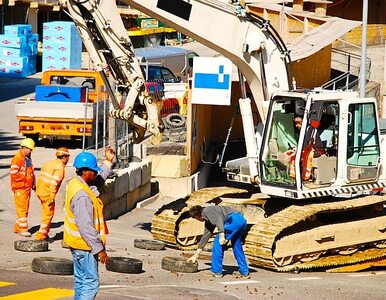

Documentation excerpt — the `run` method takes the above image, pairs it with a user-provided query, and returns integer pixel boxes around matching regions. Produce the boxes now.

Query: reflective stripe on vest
[10,150,34,190]
[64,177,106,250]
[36,159,65,201]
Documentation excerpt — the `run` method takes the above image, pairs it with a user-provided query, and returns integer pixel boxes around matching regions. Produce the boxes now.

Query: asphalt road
[2,74,386,300]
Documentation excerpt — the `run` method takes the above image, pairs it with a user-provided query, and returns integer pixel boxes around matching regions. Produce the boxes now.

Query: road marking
[347,271,386,277]
[0,282,15,288]
[286,277,321,281]
[100,285,127,289]
[0,288,74,299]
[219,280,259,285]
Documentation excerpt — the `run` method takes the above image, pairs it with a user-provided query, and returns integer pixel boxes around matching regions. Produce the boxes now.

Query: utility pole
[359,0,368,98]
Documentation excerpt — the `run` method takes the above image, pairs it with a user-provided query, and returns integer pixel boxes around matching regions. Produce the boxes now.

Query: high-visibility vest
[301,146,314,181]
[64,177,106,250]
[36,159,65,201]
[301,128,319,181]
[10,150,34,191]
[289,152,296,179]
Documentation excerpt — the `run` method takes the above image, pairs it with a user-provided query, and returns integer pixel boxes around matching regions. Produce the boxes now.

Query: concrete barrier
[100,159,152,220]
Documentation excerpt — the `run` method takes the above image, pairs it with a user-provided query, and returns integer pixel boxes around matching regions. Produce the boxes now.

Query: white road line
[219,280,259,285]
[100,285,127,289]
[286,277,321,281]
[347,271,386,277]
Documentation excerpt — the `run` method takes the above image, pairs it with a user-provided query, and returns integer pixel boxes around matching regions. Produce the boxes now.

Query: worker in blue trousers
[187,205,250,278]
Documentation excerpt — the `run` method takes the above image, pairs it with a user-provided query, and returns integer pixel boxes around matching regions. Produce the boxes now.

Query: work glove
[187,248,202,263]
[219,232,228,245]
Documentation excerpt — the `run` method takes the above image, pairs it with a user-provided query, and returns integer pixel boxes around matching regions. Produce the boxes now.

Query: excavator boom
[58,0,163,142]
[124,0,291,122]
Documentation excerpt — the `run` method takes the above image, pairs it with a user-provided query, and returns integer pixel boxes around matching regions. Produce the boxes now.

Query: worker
[10,138,36,237]
[289,116,325,180]
[35,147,70,241]
[64,148,114,299]
[187,205,250,278]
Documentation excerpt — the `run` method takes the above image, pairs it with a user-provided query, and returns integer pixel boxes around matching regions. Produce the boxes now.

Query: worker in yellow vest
[10,138,35,237]
[35,147,70,241]
[64,148,114,299]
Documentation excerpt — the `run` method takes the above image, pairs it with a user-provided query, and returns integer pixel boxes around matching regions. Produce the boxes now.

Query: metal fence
[322,48,371,91]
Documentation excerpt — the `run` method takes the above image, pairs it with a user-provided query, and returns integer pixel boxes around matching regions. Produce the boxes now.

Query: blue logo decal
[194,65,230,90]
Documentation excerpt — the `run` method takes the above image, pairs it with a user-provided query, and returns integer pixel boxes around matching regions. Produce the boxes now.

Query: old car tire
[14,240,49,252]
[134,239,166,251]
[106,257,143,274]
[165,113,186,128]
[31,257,73,275]
[161,256,198,273]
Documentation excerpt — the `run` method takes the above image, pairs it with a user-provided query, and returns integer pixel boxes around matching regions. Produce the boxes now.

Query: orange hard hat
[56,147,70,157]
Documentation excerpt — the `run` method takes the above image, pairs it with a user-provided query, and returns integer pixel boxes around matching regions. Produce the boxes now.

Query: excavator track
[151,186,248,250]
[245,195,386,272]
[152,188,386,271]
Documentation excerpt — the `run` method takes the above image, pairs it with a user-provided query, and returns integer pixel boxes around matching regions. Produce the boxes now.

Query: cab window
[347,103,379,166]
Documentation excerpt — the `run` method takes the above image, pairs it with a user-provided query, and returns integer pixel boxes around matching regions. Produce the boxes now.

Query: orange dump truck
[15,69,108,145]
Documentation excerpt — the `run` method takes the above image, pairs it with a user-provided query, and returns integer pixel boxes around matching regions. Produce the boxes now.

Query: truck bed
[15,100,98,119]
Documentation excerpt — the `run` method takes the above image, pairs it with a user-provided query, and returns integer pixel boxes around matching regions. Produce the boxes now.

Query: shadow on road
[134,222,151,232]
[0,131,22,171]
[0,77,41,102]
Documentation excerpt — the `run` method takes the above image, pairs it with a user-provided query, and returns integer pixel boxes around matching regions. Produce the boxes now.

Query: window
[261,101,298,185]
[347,103,379,167]
[160,68,176,82]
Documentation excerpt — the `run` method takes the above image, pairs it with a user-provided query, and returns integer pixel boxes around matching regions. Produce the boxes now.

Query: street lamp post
[359,0,368,98]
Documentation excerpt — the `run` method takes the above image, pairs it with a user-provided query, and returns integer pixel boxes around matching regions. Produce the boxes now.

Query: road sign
[192,57,232,105]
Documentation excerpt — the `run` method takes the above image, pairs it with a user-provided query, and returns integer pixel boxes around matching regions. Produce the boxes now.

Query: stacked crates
[0,24,38,78]
[42,21,82,71]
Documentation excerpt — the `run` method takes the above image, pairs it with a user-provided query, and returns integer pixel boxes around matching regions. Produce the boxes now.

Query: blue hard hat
[73,152,101,172]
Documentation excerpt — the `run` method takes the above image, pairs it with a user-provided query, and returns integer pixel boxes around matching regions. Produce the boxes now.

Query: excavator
[59,0,386,272]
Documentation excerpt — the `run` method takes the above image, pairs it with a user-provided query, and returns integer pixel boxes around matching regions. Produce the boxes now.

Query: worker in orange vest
[10,138,36,237]
[35,147,71,241]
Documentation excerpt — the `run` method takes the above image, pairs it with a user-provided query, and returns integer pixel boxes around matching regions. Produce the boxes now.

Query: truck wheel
[106,257,143,274]
[31,257,73,275]
[133,239,166,251]
[161,256,198,273]
[14,240,49,252]
[165,113,186,128]
[25,134,39,143]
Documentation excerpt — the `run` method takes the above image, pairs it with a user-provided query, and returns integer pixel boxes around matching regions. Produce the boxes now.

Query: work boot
[35,234,46,241]
[232,271,250,279]
[19,231,32,237]
[36,234,53,243]
[203,271,223,278]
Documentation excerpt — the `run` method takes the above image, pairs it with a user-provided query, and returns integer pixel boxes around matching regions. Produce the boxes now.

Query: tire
[134,239,166,251]
[31,257,73,275]
[168,132,187,143]
[164,113,186,128]
[14,240,49,252]
[161,256,198,273]
[106,257,143,274]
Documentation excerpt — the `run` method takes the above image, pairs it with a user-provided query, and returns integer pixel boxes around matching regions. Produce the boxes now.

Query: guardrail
[323,48,371,91]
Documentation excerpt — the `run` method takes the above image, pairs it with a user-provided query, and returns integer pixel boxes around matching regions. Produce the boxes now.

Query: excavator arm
[58,0,163,142]
[124,0,292,122]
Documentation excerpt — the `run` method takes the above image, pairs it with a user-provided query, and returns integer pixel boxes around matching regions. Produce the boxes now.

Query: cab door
[345,100,380,183]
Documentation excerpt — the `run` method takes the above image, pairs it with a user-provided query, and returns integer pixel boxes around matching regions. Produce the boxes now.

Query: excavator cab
[259,91,382,200]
